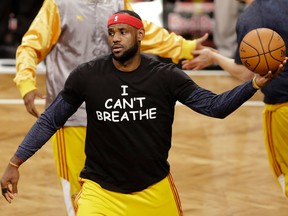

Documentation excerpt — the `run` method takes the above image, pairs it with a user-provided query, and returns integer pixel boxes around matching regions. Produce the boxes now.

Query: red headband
[107,13,144,29]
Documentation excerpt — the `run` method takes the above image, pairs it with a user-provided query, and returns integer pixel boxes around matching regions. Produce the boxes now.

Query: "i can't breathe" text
[95,85,157,122]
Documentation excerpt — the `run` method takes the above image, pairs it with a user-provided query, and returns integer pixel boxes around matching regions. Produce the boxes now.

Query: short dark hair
[114,10,142,21]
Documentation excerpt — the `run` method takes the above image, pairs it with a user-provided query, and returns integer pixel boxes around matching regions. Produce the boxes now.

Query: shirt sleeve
[183,80,257,119]
[124,1,197,64]
[15,93,79,161]
[14,0,61,98]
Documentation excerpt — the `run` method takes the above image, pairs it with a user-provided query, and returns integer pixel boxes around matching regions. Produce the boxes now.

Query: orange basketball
[239,28,286,75]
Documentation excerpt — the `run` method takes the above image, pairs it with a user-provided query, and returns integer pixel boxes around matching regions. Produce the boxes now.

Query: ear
[137,28,145,42]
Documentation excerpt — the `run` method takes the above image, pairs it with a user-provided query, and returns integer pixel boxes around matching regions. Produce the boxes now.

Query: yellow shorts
[263,103,288,197]
[75,174,183,216]
[52,126,86,215]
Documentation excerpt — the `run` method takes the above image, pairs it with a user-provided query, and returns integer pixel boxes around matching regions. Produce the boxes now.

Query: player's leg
[75,174,182,216]
[52,126,86,216]
[263,103,288,197]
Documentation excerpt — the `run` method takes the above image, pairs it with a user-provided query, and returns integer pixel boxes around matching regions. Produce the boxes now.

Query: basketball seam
[240,41,260,72]
[257,29,270,71]
[268,44,286,63]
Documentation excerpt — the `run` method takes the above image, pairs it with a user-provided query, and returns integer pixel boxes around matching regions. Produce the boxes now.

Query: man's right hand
[182,48,217,70]
[1,159,21,204]
[23,90,46,118]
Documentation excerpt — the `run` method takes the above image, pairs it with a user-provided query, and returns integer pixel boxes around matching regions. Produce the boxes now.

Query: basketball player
[13,0,211,215]
[182,0,288,198]
[1,10,279,216]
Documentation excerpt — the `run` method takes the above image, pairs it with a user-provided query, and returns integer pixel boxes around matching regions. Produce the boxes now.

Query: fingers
[199,33,209,42]
[182,61,203,70]
[275,62,285,76]
[182,55,212,70]
[196,33,209,47]
[253,56,286,87]
[25,102,40,118]
[209,47,219,53]
[255,71,275,88]
[1,159,20,203]
[182,59,200,70]
[1,187,17,203]
[23,90,45,118]
[1,187,9,202]
[36,91,46,100]
[191,49,201,56]
[11,181,18,194]
[274,57,287,75]
[264,71,273,80]
[1,188,8,194]
[282,57,288,68]
[1,183,17,203]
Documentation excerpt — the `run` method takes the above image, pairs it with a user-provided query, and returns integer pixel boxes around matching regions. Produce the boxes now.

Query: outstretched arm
[182,48,254,81]
[182,48,287,82]
[183,72,277,118]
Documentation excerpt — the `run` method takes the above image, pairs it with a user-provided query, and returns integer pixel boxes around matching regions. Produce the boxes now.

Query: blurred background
[0,0,244,64]
[0,0,44,58]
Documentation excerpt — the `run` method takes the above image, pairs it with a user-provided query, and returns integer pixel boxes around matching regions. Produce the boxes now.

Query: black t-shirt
[61,54,198,193]
[16,53,256,193]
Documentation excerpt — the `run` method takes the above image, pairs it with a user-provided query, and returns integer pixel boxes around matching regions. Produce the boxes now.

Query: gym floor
[1,69,288,216]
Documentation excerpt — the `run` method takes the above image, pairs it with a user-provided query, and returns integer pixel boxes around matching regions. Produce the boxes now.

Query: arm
[15,94,79,161]
[182,48,254,81]
[141,20,196,64]
[183,80,256,119]
[14,0,61,117]
[182,48,287,81]
[0,94,78,203]
[183,73,275,118]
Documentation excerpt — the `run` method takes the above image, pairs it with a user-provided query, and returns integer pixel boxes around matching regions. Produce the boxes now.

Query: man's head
[107,10,145,64]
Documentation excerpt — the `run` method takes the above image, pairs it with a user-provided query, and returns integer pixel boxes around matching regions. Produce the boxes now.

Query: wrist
[211,52,218,65]
[9,161,20,168]
[9,155,24,168]
[252,75,261,90]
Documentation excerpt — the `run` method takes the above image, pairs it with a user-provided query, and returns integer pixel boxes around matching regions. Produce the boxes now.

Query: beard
[112,42,139,63]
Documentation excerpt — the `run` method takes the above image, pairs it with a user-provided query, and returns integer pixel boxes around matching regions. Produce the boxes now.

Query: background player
[181,0,288,198]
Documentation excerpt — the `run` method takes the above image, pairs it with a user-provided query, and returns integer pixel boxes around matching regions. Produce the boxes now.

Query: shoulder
[141,54,179,71]
[140,54,191,85]
[76,55,111,71]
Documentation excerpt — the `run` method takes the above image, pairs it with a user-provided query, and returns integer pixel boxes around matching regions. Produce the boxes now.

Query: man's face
[108,24,139,63]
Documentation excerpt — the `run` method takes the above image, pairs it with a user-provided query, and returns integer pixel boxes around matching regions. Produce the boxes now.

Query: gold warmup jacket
[15,0,197,126]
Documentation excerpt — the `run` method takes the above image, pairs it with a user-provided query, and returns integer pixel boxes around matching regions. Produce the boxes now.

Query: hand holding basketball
[239,28,286,75]
[252,59,286,89]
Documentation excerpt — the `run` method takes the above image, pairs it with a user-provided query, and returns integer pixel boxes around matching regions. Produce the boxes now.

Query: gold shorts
[52,126,86,215]
[263,103,288,197]
[75,174,183,216]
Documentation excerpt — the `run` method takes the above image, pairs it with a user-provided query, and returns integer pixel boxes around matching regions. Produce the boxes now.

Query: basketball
[239,28,286,75]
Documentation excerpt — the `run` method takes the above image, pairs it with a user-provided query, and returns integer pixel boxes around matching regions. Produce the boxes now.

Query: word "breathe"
[95,85,157,122]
